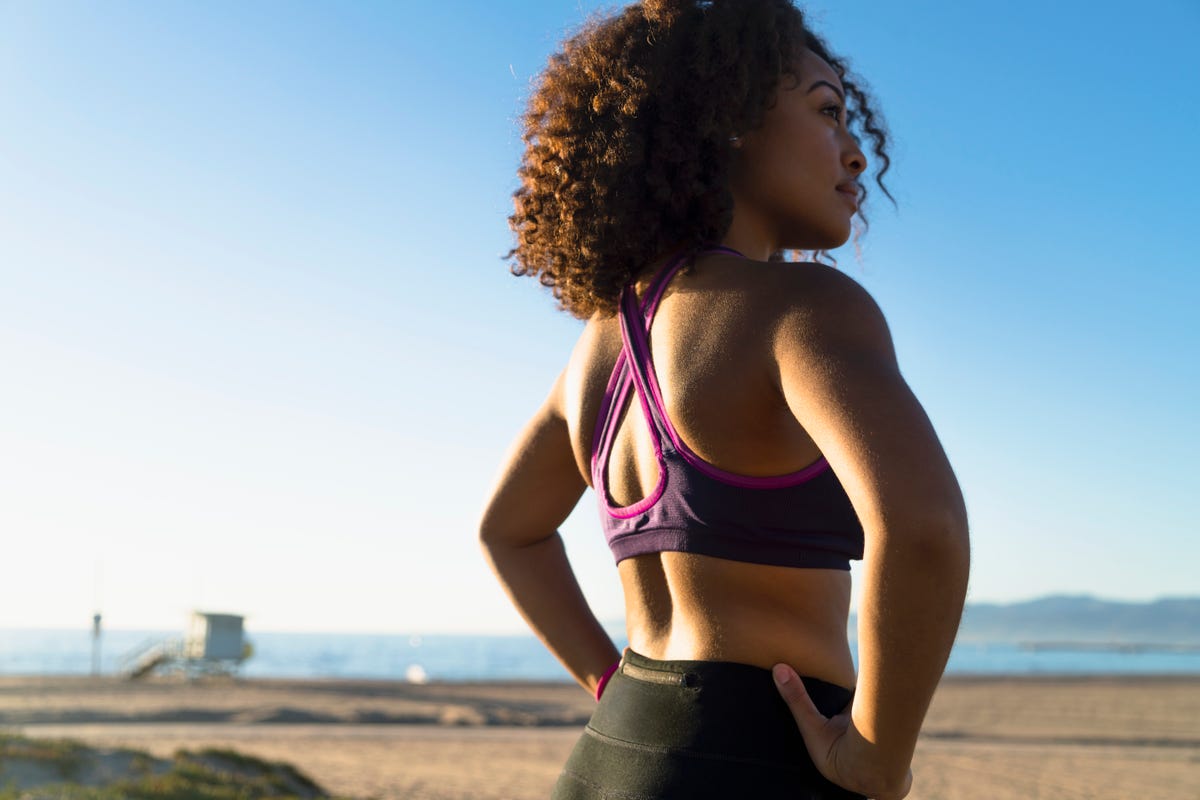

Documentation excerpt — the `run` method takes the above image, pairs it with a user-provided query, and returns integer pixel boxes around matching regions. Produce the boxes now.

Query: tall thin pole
[91,612,102,676]
[91,560,102,677]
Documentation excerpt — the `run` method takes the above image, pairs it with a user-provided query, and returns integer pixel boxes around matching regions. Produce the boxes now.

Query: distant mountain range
[853,595,1200,644]
[603,595,1200,645]
[948,595,1200,644]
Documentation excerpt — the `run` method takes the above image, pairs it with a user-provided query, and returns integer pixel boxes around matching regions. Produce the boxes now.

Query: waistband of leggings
[589,647,857,777]
[619,646,854,700]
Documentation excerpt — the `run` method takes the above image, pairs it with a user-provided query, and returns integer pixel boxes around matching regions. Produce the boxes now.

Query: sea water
[2,629,1198,680]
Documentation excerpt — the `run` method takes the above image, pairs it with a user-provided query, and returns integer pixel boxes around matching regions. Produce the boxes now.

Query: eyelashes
[821,103,845,124]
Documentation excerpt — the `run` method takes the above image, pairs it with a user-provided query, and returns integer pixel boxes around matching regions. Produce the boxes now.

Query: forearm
[480,531,620,696]
[851,518,970,786]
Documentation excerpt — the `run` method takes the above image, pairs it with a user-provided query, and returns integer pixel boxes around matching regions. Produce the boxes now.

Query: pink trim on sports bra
[592,244,833,519]
[633,317,832,489]
[587,249,688,473]
[596,363,668,519]
[617,247,831,490]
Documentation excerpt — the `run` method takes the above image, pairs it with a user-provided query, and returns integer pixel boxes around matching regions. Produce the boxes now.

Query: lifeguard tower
[185,612,246,662]
[121,611,253,679]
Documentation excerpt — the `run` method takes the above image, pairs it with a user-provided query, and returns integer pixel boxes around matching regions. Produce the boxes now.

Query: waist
[590,646,860,789]
[620,555,857,688]
[625,625,856,690]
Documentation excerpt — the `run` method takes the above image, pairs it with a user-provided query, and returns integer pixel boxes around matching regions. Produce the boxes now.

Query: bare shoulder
[559,309,621,416]
[754,260,897,368]
[566,309,620,374]
[761,261,965,537]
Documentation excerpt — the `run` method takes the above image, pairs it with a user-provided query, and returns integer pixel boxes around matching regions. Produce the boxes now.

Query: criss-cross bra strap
[591,245,744,482]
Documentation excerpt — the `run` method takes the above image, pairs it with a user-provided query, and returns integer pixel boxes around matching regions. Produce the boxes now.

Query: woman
[478,1,969,798]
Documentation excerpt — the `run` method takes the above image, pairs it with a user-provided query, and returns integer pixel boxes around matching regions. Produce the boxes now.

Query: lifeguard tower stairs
[120,612,253,679]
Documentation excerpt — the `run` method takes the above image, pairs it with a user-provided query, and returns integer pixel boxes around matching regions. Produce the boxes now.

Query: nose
[842,131,867,177]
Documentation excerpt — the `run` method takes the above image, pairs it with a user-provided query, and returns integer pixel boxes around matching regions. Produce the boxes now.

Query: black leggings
[551,647,866,800]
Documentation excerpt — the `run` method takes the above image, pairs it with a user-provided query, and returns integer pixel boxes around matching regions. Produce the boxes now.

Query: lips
[836,184,859,208]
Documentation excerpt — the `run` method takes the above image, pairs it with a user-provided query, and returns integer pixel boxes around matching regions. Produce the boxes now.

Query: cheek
[735,117,831,207]
[761,120,828,182]
[751,138,824,206]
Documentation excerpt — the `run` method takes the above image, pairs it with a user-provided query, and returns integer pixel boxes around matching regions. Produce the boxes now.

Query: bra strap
[593,243,745,473]
[639,244,743,321]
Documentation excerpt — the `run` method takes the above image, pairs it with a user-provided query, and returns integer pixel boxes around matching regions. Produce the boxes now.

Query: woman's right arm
[769,265,970,799]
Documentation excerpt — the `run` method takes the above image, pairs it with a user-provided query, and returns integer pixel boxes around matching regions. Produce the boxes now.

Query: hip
[551,646,865,800]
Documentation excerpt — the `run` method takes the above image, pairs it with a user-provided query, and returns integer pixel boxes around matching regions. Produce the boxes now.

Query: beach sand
[3,674,1197,799]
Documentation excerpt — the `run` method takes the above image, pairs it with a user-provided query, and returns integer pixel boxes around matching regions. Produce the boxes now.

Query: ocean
[2,629,1199,681]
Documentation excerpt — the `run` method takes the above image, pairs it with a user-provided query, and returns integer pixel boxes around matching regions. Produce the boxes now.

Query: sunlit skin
[723,48,867,259]
[577,48,870,689]
[480,46,968,800]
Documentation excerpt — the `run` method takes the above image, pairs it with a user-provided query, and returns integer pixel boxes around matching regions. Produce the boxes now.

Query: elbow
[924,502,969,550]
[870,502,971,572]
[477,520,505,550]
[910,506,971,584]
[477,517,558,551]
[477,505,511,549]
[907,483,969,549]
[911,503,970,559]
[477,513,505,550]
[477,526,516,563]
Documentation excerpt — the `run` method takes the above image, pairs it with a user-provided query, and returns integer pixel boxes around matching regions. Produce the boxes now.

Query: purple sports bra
[591,245,865,569]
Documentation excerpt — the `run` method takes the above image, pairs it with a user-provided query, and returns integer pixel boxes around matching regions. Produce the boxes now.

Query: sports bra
[591,244,865,569]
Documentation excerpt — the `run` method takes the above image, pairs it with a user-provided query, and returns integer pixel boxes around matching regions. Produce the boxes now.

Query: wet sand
[3,674,1197,799]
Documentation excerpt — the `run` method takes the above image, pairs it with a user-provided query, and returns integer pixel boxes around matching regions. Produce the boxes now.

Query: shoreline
[4,672,1199,727]
[4,675,1198,799]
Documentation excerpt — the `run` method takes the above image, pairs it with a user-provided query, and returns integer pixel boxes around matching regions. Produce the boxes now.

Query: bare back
[561,251,857,688]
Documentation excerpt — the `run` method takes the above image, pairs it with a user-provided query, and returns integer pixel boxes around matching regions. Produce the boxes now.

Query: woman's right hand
[772,663,912,800]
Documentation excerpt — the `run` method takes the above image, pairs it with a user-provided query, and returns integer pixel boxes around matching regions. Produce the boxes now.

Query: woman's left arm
[478,367,620,696]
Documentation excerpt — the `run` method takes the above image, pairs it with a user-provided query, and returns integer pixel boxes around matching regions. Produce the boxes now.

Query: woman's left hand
[772,663,913,800]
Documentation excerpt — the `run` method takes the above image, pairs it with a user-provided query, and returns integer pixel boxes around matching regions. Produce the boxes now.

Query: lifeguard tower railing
[118,612,252,679]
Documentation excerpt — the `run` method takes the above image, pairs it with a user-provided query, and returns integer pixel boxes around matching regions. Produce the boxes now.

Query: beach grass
[0,733,357,800]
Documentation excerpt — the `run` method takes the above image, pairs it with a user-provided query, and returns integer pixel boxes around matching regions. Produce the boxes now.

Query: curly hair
[503,0,896,320]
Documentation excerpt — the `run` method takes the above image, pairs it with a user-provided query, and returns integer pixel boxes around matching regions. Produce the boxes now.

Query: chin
[782,227,851,254]
[776,206,855,253]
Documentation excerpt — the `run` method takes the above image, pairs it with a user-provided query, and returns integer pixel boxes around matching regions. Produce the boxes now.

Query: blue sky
[1,0,1196,635]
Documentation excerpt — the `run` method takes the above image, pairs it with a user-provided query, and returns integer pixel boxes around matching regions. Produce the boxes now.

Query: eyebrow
[806,80,845,103]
